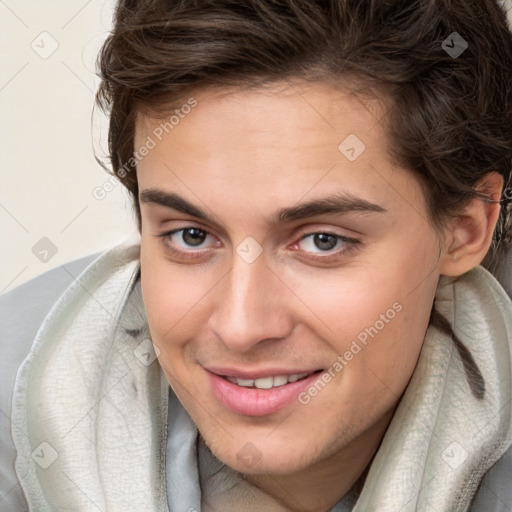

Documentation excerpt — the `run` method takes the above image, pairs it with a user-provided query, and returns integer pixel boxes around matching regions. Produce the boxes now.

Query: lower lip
[207,371,323,416]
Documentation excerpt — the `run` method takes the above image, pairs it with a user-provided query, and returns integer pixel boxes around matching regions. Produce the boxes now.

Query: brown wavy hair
[95,0,512,398]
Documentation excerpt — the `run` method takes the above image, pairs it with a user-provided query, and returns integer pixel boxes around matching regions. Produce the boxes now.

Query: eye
[293,231,360,260]
[157,227,218,259]
[156,226,360,262]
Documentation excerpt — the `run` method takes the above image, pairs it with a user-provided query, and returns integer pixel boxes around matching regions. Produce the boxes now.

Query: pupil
[315,233,336,251]
[183,228,205,246]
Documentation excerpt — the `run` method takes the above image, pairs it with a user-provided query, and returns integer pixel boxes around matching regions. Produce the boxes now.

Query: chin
[203,431,323,476]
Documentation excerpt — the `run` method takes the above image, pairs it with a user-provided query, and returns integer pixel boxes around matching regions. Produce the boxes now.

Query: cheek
[140,242,215,364]
[291,258,435,396]
[140,244,186,347]
[343,288,436,400]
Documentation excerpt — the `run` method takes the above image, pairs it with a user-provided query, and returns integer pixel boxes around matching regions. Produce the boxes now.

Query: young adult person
[2,1,512,510]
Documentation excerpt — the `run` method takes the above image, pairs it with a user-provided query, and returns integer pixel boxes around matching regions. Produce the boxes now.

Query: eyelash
[157,226,360,262]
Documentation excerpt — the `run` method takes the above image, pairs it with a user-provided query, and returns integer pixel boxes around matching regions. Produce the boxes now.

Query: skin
[135,80,503,511]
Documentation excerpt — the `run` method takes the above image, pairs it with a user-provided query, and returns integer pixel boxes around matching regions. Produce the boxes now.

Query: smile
[206,368,324,416]
[225,372,315,389]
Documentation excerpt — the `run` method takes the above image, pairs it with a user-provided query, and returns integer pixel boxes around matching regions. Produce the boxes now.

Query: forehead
[133,81,427,231]
[134,80,389,159]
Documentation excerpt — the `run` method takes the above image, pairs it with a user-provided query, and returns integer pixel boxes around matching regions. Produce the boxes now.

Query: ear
[438,172,504,277]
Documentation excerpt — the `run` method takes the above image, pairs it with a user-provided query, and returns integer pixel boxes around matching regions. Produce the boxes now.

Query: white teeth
[254,377,274,389]
[272,376,288,387]
[237,378,254,387]
[226,372,312,388]
[288,372,308,383]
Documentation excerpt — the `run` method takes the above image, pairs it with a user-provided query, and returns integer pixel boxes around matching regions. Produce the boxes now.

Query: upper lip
[205,366,323,380]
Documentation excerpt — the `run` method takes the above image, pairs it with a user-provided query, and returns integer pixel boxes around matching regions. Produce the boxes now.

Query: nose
[208,248,294,352]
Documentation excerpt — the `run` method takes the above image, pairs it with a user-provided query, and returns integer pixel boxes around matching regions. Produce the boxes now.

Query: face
[136,81,442,476]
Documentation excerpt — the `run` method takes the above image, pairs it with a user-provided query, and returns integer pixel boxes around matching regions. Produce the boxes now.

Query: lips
[206,367,324,416]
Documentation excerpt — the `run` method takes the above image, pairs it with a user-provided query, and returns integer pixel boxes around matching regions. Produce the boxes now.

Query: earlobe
[439,172,504,277]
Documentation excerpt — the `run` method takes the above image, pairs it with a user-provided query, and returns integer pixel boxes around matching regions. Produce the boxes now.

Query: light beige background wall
[0,0,136,295]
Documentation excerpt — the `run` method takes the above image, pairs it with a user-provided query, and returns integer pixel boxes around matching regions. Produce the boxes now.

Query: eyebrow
[139,188,387,225]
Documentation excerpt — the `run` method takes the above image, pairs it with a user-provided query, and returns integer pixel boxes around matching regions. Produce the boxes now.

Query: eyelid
[157,224,361,261]
[291,231,360,261]
[294,225,360,243]
[159,226,219,249]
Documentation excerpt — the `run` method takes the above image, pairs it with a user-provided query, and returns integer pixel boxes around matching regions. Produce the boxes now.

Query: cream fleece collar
[11,236,512,511]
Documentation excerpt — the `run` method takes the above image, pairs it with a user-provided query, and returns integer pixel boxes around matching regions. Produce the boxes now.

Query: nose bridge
[209,249,292,351]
